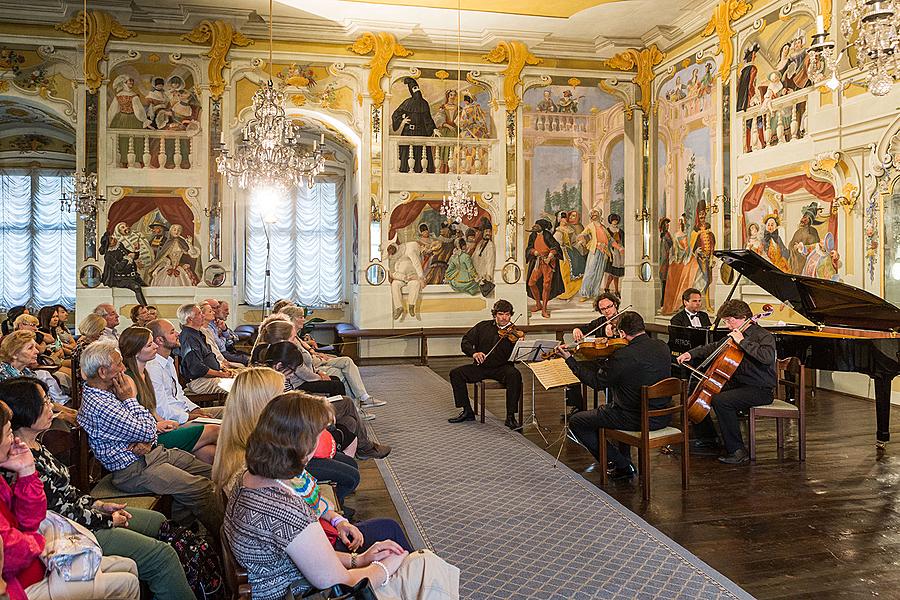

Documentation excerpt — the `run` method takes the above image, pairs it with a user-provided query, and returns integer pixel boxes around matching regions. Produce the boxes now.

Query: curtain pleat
[0,169,74,310]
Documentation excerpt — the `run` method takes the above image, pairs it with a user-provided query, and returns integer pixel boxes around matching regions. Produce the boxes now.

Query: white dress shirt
[686,312,702,328]
[145,353,198,424]
[99,327,119,342]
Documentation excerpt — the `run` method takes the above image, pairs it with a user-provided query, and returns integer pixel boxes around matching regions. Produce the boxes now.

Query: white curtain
[0,169,75,310]
[245,177,344,307]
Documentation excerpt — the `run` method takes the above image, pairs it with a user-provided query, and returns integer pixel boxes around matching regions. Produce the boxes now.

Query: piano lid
[714,249,900,331]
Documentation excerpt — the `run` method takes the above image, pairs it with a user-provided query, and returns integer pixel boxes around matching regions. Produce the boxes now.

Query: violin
[497,323,525,343]
[541,337,628,360]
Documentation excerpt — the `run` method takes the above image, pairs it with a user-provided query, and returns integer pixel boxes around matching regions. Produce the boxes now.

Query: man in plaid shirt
[77,340,222,534]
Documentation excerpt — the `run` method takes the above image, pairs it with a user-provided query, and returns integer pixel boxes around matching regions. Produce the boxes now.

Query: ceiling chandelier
[440,0,478,224]
[61,0,105,219]
[841,0,900,95]
[216,0,325,189]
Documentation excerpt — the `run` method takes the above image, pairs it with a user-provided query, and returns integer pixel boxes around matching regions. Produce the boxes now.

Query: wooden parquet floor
[350,357,900,600]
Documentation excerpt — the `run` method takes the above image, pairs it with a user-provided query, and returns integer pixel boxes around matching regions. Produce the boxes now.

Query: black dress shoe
[610,464,637,480]
[718,448,750,465]
[504,414,520,429]
[448,410,475,423]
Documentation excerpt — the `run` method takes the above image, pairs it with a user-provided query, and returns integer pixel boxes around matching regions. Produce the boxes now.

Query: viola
[685,306,773,423]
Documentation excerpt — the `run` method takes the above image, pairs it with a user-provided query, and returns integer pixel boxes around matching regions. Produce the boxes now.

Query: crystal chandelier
[215,0,325,190]
[440,0,478,224]
[841,0,900,95]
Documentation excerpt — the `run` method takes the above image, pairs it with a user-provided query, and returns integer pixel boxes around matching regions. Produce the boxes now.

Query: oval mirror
[720,262,735,285]
[501,262,521,284]
[203,264,227,287]
[79,264,102,288]
[366,262,387,286]
[639,260,653,282]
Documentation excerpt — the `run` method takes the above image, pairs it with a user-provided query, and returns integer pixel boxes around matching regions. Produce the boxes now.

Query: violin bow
[581,304,633,339]
[481,314,522,362]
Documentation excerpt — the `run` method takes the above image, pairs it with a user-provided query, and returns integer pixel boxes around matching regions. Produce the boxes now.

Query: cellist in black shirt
[677,299,776,464]
[448,299,524,429]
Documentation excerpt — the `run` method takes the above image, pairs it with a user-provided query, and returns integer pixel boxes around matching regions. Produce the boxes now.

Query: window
[245,179,343,307]
[0,169,75,309]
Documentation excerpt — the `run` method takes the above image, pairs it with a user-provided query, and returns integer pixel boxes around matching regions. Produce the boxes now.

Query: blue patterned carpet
[361,365,754,600]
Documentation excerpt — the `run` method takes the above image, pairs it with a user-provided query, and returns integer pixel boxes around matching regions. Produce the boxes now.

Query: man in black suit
[448,299,523,429]
[677,300,775,464]
[557,311,672,479]
[670,287,711,329]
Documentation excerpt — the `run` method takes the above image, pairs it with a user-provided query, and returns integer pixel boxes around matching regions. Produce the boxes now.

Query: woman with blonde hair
[252,318,346,397]
[118,326,218,463]
[0,331,77,423]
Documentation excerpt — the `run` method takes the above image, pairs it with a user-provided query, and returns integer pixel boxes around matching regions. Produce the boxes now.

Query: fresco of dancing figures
[522,78,626,319]
[657,58,718,314]
[385,195,495,321]
[387,70,495,176]
[740,171,841,281]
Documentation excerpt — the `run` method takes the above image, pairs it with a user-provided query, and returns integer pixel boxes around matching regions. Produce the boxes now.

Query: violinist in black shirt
[565,292,621,413]
[677,299,776,464]
[449,299,524,429]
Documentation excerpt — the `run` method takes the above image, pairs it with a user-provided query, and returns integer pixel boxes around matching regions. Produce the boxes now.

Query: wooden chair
[749,357,806,462]
[220,525,252,600]
[599,377,690,502]
[473,380,523,426]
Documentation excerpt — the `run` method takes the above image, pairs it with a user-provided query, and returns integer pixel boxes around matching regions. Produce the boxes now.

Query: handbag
[38,510,103,582]
[295,578,378,600]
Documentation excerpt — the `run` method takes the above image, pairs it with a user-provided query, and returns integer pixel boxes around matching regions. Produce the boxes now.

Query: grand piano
[714,249,900,445]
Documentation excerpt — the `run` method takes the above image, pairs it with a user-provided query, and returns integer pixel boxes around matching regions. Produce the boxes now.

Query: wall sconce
[710,194,728,215]
[370,197,387,223]
[634,206,650,222]
[204,198,221,218]
[506,208,526,226]
[831,195,855,215]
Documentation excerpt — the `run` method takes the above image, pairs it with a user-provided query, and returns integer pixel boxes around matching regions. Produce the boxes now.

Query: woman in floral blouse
[0,376,194,600]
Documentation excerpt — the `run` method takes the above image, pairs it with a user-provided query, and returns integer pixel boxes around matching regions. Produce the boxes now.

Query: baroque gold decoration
[701,0,752,85]
[182,20,252,100]
[567,77,581,86]
[599,79,634,120]
[483,40,542,113]
[55,10,135,93]
[348,32,413,108]
[607,44,664,114]
[435,69,450,79]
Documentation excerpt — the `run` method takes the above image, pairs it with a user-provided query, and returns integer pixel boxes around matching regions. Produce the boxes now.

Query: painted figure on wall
[424,222,454,285]
[659,217,674,307]
[147,224,200,286]
[799,232,841,280]
[537,90,557,112]
[788,201,824,273]
[387,238,424,320]
[736,43,761,112]
[471,223,496,283]
[99,222,148,304]
[554,210,586,300]
[603,213,625,296]
[446,237,482,295]
[578,208,611,301]
[432,89,459,173]
[746,222,764,255]
[526,219,564,318]
[392,77,438,173]
[762,213,791,271]
[690,203,716,307]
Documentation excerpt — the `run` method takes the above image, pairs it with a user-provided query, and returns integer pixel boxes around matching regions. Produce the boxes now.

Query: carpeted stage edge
[361,365,754,600]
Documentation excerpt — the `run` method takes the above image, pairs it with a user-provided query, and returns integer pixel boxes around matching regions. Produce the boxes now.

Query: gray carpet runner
[361,364,753,600]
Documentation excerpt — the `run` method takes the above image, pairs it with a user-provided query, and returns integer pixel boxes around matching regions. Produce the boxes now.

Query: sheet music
[526,358,581,389]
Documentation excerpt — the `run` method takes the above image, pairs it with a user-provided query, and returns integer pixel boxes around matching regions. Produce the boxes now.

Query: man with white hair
[196,301,244,369]
[77,340,222,533]
[204,299,248,365]
[94,303,121,342]
[177,303,233,394]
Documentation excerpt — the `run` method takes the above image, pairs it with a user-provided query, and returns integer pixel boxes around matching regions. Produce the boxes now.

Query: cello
[684,305,774,423]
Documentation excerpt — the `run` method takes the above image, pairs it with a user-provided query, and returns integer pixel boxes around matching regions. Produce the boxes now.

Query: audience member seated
[129,305,152,328]
[196,302,244,371]
[0,331,76,425]
[73,313,107,366]
[119,326,219,464]
[145,306,158,321]
[203,299,249,366]
[0,376,194,600]
[76,340,222,534]
[14,314,64,370]
[38,306,75,358]
[263,341,389,460]
[282,306,385,408]
[1,306,28,337]
[212,367,359,505]
[54,305,76,349]
[176,303,234,395]
[94,304,121,342]
[0,398,142,600]
[224,392,459,600]
[271,298,295,314]
[253,318,345,397]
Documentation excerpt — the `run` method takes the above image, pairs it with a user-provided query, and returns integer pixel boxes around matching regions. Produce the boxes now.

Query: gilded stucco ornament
[606,45,665,115]
[182,20,252,99]
[701,0,752,85]
[347,32,413,108]
[482,41,542,113]
[55,10,135,93]
[599,79,634,120]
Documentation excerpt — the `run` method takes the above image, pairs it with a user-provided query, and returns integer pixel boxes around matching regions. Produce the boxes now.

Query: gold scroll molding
[55,10,135,93]
[701,0,752,85]
[606,45,664,115]
[182,20,252,99]
[599,79,634,120]
[482,41,542,113]
[348,32,413,108]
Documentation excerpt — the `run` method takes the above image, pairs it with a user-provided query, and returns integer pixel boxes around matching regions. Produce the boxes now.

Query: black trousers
[299,376,346,397]
[570,406,637,469]
[449,362,522,415]
[709,383,774,453]
[307,452,359,503]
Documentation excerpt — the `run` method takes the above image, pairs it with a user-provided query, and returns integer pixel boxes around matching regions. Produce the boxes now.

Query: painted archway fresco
[658,57,718,315]
[522,77,625,319]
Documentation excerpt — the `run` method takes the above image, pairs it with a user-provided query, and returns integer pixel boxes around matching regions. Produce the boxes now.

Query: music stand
[510,339,558,443]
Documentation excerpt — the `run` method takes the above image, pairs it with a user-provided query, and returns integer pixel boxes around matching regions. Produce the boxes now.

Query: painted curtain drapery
[245,178,344,307]
[0,169,75,309]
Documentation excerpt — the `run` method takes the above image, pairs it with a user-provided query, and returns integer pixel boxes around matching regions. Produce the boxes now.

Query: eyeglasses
[598,304,616,311]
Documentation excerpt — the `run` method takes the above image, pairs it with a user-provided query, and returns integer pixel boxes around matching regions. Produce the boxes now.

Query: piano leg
[874,376,892,445]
